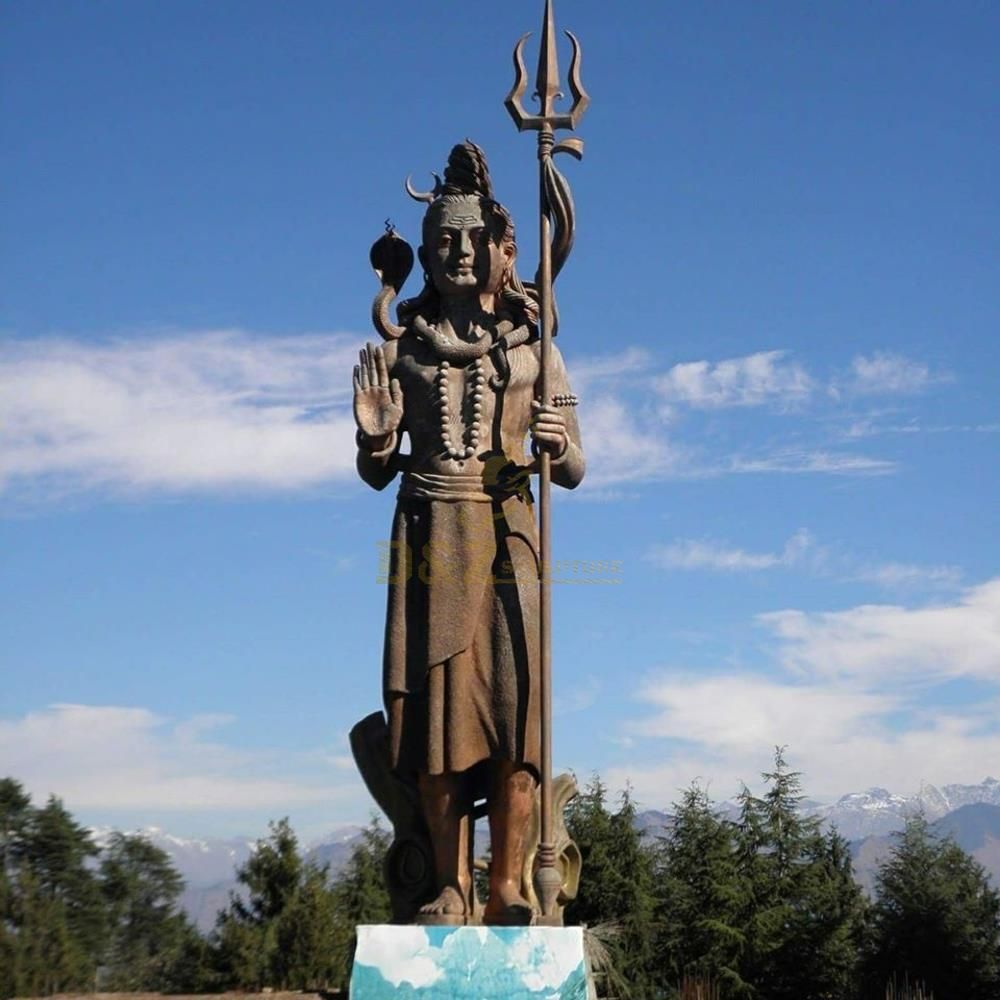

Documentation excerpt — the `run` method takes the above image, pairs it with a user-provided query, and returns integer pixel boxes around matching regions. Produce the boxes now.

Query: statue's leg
[484,761,535,924]
[416,771,472,923]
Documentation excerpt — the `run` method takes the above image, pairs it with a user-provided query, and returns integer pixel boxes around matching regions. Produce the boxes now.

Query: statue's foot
[416,886,468,926]
[483,880,533,926]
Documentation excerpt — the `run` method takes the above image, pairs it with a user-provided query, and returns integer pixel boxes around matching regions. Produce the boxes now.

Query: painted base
[351,924,591,999]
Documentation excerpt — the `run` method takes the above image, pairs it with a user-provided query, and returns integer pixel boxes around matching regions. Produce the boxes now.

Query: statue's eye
[471,228,485,245]
[438,233,452,248]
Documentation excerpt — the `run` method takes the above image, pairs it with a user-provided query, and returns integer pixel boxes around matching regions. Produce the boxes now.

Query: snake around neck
[412,314,532,366]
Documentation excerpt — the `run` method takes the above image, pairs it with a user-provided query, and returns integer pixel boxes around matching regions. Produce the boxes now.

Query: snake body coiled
[370,228,414,340]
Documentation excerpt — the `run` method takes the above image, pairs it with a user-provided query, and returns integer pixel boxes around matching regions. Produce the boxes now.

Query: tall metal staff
[505,0,589,924]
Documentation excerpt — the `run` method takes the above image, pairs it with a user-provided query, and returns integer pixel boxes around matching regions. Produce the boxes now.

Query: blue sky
[2,0,998,839]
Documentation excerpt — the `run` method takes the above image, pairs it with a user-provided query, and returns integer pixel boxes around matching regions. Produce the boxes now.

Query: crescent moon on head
[405,172,444,204]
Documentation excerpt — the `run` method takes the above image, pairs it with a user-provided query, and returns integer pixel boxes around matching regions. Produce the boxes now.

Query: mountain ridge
[93,776,1000,930]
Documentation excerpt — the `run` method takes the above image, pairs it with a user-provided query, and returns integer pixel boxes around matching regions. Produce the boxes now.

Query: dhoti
[382,472,540,780]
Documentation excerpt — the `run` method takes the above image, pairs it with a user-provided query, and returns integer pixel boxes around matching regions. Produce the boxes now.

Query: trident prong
[564,31,590,125]
[504,0,589,134]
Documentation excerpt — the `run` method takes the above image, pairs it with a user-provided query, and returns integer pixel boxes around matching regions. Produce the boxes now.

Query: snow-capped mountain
[813,788,915,840]
[90,823,363,931]
[940,776,1000,810]
[815,777,1000,840]
[850,802,1000,895]
[89,825,257,887]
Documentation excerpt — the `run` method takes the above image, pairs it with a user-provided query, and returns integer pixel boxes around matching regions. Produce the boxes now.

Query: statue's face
[423,197,513,301]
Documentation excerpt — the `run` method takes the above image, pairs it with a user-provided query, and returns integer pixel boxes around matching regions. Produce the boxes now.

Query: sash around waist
[399,469,533,503]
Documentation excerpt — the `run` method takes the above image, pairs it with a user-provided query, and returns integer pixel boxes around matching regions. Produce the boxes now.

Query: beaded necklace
[437,357,486,460]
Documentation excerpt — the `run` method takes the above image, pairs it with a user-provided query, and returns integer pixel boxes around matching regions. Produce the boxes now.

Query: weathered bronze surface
[351,0,587,928]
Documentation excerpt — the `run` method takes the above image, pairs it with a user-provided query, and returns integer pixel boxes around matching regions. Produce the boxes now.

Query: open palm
[353,342,403,440]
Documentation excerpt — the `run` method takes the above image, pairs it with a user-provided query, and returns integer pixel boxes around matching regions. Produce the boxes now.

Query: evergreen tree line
[566,750,1000,1000]
[0,778,390,994]
[3,748,999,998]
[0,777,203,994]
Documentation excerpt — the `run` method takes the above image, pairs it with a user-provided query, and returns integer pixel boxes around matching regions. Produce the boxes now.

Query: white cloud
[729,449,897,476]
[844,417,921,439]
[655,350,813,411]
[633,674,895,750]
[611,707,1000,807]
[846,351,947,396]
[615,580,1000,804]
[566,346,650,391]
[648,529,813,572]
[650,540,779,572]
[851,561,962,588]
[846,419,997,439]
[0,704,351,812]
[2,333,920,502]
[0,333,694,501]
[578,395,692,487]
[648,530,958,592]
[761,578,1000,683]
[0,330,360,499]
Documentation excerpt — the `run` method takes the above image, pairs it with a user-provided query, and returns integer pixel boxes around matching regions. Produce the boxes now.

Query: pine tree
[0,779,31,999]
[158,917,215,991]
[0,778,214,995]
[653,784,746,996]
[213,909,271,990]
[6,868,80,996]
[734,748,864,999]
[0,913,14,1000]
[214,815,354,990]
[20,795,105,990]
[0,782,99,995]
[864,813,1000,1000]
[565,777,657,999]
[329,815,392,988]
[99,831,197,989]
[275,863,341,988]
[215,818,303,987]
[796,826,867,998]
[231,817,303,925]
[0,779,32,874]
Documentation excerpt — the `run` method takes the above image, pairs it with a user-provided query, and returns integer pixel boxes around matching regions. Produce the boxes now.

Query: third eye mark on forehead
[443,214,482,227]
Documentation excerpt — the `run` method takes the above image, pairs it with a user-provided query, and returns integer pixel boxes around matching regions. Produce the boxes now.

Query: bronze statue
[350,0,588,928]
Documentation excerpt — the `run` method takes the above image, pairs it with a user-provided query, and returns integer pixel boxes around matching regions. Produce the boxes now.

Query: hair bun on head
[442,140,494,199]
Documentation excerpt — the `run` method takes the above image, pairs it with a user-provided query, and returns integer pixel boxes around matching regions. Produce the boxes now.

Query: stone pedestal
[350,924,592,999]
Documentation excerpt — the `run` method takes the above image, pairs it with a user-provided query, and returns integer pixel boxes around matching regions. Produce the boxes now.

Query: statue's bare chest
[391,340,539,462]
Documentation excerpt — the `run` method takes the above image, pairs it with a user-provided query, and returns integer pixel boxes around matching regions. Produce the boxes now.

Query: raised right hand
[353,342,403,441]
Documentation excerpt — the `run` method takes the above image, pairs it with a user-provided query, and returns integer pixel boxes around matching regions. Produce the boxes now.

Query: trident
[505,0,589,925]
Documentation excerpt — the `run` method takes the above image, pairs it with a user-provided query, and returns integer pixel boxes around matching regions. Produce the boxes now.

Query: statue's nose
[457,232,474,260]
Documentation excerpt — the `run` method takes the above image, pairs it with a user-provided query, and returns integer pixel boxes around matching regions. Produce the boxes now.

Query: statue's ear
[417,245,428,273]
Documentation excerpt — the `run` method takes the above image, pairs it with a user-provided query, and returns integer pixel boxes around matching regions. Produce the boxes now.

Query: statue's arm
[354,341,404,492]
[548,344,585,490]
[356,428,403,491]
